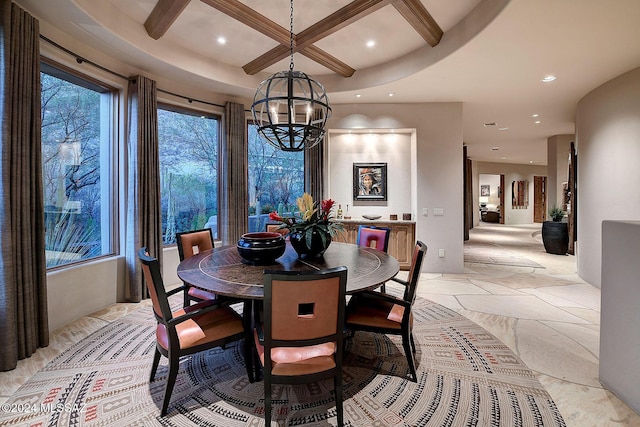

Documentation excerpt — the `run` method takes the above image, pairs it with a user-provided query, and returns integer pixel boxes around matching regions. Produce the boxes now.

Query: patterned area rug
[0,296,565,426]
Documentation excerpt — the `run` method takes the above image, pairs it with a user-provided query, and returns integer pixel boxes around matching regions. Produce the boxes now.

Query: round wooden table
[177,241,400,300]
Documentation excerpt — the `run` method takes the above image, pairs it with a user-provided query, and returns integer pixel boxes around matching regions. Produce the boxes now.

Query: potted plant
[542,205,568,255]
[269,193,344,258]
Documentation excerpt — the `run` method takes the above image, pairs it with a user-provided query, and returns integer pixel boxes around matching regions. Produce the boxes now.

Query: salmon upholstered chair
[254,267,348,426]
[176,228,218,305]
[345,241,427,382]
[356,225,391,291]
[138,247,252,416]
[265,222,288,235]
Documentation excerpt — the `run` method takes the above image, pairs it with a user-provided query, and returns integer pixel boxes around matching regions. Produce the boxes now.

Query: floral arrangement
[269,193,344,247]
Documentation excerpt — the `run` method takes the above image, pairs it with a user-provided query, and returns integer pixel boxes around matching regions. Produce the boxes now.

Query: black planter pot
[289,229,331,258]
[542,221,568,255]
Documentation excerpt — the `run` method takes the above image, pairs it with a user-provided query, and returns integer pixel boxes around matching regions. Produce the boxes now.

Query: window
[158,106,219,244]
[41,63,116,268]
[247,123,304,232]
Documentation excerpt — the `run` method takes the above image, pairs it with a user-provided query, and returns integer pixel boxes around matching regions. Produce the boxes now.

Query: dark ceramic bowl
[237,232,286,265]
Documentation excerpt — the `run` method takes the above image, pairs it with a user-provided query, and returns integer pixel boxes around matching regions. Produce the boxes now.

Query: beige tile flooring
[1,223,639,426]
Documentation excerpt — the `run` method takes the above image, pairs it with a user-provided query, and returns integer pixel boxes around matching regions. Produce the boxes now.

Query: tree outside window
[247,123,304,232]
[158,107,219,244]
[40,66,114,267]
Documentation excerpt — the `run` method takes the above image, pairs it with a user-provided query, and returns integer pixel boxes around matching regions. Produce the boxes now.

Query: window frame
[41,58,119,270]
[157,102,222,245]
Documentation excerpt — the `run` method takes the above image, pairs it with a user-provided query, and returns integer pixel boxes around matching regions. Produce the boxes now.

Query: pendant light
[250,0,331,152]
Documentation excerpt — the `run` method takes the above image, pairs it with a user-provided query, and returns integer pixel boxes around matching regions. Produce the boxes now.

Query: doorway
[479,174,504,224]
[533,176,547,223]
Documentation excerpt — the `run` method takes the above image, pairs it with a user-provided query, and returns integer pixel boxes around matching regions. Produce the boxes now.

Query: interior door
[534,176,546,223]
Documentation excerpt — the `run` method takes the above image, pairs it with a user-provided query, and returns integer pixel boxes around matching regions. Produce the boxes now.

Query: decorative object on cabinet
[362,214,382,220]
[353,163,387,201]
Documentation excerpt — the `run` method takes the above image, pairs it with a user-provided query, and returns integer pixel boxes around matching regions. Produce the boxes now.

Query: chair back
[265,223,288,235]
[176,228,214,261]
[403,241,428,304]
[263,267,347,345]
[356,225,391,252]
[138,247,173,322]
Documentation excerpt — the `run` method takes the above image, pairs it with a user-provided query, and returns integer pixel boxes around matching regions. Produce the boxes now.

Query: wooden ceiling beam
[301,46,356,77]
[296,0,394,49]
[144,0,191,40]
[392,0,443,47]
[200,0,290,45]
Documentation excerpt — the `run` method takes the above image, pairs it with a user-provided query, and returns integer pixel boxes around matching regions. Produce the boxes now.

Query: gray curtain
[219,101,247,245]
[0,0,48,371]
[125,75,161,302]
[305,134,324,200]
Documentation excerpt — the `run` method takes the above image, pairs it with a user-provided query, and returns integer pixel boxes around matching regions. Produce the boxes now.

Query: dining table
[177,241,400,300]
[177,240,399,383]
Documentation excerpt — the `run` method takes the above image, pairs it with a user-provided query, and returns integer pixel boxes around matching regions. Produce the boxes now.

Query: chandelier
[250,0,331,152]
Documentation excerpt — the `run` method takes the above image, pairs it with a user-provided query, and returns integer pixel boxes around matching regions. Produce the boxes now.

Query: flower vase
[289,230,331,258]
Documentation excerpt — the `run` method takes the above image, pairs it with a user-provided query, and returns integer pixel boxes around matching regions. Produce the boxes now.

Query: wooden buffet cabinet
[338,219,416,270]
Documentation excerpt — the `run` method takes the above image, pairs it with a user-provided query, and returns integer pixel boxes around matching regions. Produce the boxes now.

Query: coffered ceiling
[15,0,640,165]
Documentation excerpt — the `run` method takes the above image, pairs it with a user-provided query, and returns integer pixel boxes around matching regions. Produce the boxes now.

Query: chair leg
[183,284,190,307]
[334,373,344,427]
[161,350,180,416]
[264,375,272,426]
[410,331,417,353]
[402,332,417,382]
[150,347,162,381]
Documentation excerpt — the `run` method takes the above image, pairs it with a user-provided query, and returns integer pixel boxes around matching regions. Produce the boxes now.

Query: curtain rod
[39,35,226,109]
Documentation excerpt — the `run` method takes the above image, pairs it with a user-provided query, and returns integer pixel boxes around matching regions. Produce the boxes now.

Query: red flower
[321,199,334,214]
[269,211,283,222]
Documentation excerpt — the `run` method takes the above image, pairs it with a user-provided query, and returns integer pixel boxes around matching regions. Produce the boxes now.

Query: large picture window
[247,123,304,232]
[41,63,116,268]
[158,106,219,243]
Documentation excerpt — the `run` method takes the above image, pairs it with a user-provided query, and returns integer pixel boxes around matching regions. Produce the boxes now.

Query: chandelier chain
[289,0,294,71]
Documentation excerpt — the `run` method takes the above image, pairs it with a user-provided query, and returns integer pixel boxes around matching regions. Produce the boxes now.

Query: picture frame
[353,163,387,201]
[481,185,490,197]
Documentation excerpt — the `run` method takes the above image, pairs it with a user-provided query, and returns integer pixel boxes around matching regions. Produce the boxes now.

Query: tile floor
[1,223,639,426]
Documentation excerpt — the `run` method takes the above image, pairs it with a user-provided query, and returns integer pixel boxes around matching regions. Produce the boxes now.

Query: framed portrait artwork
[480,185,490,196]
[353,163,387,201]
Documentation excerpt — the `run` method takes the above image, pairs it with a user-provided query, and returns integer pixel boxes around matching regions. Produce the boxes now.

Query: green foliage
[45,210,99,267]
[548,205,565,222]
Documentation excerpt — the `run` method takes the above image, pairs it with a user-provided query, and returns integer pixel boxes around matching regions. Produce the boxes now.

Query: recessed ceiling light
[355,94,361,98]
[541,75,557,83]
[500,157,506,160]
[483,122,496,127]
[491,147,500,151]
[366,40,376,48]
[531,113,539,118]
[388,93,395,97]
[529,160,534,163]
[217,36,227,45]
[498,127,509,131]
[534,120,541,124]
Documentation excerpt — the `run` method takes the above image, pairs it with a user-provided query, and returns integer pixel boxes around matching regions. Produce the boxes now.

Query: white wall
[330,103,464,273]
[327,131,413,219]
[474,162,547,225]
[575,66,640,288]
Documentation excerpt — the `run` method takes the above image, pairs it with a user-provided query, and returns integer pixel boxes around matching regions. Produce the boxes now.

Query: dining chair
[176,228,218,305]
[138,247,252,416]
[265,222,288,235]
[356,225,391,291]
[345,240,427,382]
[254,267,348,427]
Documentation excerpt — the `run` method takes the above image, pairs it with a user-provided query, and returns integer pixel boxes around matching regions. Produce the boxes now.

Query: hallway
[414,223,639,426]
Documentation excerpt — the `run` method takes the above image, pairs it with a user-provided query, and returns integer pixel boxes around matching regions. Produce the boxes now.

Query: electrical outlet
[422,208,428,216]
[433,208,444,216]
[438,249,445,258]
